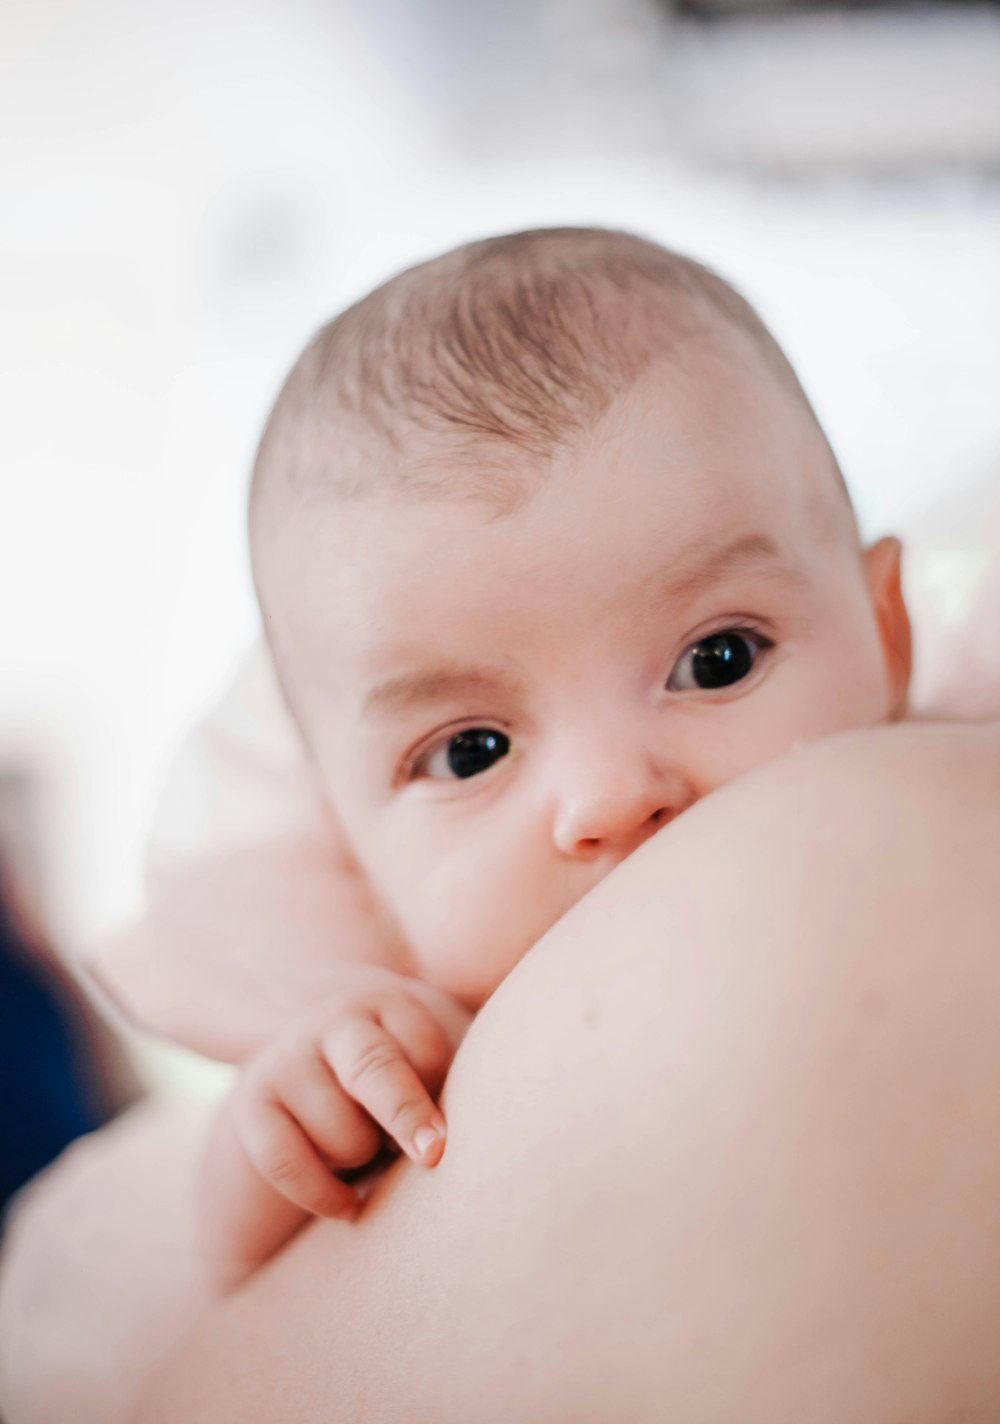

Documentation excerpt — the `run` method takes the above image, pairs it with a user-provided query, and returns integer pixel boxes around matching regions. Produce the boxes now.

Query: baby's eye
[667,628,773,693]
[419,727,511,781]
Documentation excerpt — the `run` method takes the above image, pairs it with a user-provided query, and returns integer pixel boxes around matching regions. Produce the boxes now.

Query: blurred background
[1,0,999,1118]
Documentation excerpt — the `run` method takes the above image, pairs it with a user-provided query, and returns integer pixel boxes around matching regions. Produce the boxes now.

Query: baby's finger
[235,1095,361,1220]
[323,1017,447,1167]
[378,995,458,1099]
[271,1052,382,1172]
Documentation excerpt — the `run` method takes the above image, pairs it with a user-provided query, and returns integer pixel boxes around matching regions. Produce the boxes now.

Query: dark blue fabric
[0,893,109,1214]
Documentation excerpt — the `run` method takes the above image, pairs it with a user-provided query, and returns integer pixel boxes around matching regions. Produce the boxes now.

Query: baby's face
[267,342,910,1008]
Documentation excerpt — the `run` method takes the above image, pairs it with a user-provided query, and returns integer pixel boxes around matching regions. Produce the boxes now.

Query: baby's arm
[197,964,472,1291]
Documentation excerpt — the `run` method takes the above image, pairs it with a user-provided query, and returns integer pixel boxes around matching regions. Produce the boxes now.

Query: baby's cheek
[400,864,511,1006]
[409,916,513,1008]
[707,665,887,791]
[798,622,892,723]
[806,650,893,734]
[406,844,557,1008]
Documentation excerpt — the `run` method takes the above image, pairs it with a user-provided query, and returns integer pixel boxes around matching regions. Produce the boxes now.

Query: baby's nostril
[649,807,677,834]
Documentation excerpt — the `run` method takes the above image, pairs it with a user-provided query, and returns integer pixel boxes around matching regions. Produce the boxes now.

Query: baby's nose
[551,747,696,861]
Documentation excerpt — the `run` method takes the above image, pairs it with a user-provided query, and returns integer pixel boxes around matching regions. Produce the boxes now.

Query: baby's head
[250,227,911,1008]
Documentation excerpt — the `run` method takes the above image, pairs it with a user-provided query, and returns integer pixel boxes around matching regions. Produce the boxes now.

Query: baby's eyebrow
[649,531,807,605]
[361,666,523,724]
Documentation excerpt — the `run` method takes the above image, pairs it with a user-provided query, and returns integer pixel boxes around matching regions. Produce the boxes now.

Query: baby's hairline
[250,323,857,550]
[250,226,852,521]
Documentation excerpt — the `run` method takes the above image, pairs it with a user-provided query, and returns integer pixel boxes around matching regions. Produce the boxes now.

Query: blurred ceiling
[359,0,1000,174]
[675,0,998,13]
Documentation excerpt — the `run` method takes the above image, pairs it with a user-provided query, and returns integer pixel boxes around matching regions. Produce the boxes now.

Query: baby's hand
[229,965,470,1222]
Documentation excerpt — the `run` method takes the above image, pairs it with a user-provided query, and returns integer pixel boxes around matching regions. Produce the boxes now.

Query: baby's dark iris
[446,728,510,779]
[690,633,755,689]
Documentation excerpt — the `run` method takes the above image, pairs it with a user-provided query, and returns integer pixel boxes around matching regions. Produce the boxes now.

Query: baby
[96,226,912,1287]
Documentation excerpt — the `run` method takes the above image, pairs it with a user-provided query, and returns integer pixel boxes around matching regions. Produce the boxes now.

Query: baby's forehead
[262,326,853,647]
[305,391,828,596]
[281,347,840,574]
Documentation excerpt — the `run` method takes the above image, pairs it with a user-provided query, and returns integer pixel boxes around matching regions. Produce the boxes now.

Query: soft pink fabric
[84,641,407,1063]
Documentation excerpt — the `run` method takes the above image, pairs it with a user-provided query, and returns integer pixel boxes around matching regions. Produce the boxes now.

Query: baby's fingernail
[413,1125,445,1162]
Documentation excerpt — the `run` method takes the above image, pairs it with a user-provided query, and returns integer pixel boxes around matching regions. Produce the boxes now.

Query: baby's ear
[862,535,912,721]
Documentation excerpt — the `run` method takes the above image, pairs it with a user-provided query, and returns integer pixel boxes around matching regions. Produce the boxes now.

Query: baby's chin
[424,967,505,1014]
[412,936,535,1012]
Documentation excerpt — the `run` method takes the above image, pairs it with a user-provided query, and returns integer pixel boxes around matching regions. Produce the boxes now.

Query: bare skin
[134,717,1000,1423]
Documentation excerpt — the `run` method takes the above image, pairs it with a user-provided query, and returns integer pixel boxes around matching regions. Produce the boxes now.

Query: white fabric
[146,638,319,880]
